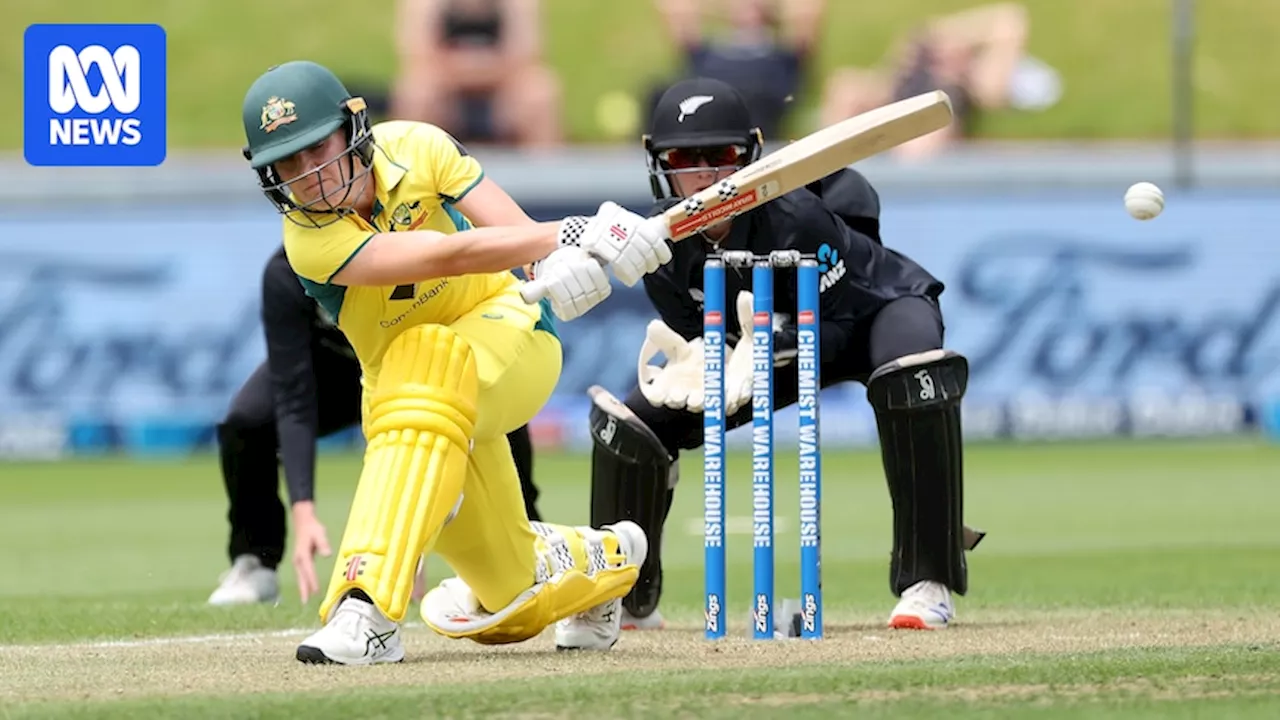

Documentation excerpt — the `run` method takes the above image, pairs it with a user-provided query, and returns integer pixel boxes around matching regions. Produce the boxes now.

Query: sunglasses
[659,145,748,170]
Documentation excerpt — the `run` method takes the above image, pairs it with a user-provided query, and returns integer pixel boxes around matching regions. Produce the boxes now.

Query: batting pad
[421,523,638,644]
[320,325,478,624]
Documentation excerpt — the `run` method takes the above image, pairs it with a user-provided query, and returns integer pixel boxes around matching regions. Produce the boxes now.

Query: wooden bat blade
[518,91,951,305]
[664,90,953,240]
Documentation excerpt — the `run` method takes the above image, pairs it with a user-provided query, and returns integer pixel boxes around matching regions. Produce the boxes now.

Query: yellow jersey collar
[371,143,410,213]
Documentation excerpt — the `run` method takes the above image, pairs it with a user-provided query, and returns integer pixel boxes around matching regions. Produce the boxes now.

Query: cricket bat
[520,89,954,304]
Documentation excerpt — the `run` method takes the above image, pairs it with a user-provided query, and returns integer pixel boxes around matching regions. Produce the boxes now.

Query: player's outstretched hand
[637,319,708,411]
[291,502,332,604]
[724,291,756,415]
[532,246,613,321]
[559,201,672,287]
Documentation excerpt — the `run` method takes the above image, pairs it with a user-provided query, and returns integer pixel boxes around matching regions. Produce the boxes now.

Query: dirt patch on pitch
[1,609,1277,703]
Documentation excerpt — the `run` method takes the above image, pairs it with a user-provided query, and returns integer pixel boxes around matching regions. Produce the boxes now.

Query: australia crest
[390,200,425,230]
[259,96,297,133]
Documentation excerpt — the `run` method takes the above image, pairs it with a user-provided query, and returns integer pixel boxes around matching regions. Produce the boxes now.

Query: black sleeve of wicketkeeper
[642,248,704,342]
[638,199,704,341]
[261,248,321,506]
[766,192,865,364]
[643,271,702,341]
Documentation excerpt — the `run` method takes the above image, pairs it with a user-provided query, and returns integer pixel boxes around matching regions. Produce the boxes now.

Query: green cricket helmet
[241,60,375,226]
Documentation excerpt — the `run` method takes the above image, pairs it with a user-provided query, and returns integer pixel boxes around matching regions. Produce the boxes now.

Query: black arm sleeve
[642,251,703,341]
[770,197,868,364]
[261,252,321,506]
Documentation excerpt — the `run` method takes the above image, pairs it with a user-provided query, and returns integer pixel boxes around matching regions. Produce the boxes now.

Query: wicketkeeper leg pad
[421,521,639,644]
[319,324,478,624]
[867,349,971,596]
[588,385,675,619]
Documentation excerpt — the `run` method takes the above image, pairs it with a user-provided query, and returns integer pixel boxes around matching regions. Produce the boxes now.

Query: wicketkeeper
[587,77,985,632]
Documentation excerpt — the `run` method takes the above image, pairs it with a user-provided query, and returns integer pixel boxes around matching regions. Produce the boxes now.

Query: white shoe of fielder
[555,521,649,651]
[296,594,404,665]
[207,554,279,606]
[888,580,955,630]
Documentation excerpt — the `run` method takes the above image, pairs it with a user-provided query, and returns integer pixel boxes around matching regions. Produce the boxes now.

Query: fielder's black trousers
[219,356,542,569]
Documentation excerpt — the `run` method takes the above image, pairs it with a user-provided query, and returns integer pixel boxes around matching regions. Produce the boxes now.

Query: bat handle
[519,278,551,304]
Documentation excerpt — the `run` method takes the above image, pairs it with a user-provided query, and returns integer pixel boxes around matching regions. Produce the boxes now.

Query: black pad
[866,349,971,596]
[587,385,675,619]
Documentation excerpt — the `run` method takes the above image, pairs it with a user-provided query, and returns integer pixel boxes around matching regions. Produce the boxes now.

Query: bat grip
[519,278,551,304]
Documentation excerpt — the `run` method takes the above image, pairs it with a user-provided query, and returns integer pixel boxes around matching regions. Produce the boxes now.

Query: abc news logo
[24,24,167,167]
[48,44,143,147]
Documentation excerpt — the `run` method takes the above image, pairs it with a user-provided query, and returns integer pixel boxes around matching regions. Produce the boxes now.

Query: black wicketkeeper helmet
[643,77,764,201]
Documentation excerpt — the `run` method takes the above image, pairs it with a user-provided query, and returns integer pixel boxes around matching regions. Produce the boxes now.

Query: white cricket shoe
[621,607,666,631]
[555,521,649,651]
[295,595,404,665]
[888,580,955,630]
[207,554,279,606]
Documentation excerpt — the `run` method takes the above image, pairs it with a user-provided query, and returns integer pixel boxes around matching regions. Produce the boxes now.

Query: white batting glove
[558,202,672,287]
[637,320,709,411]
[530,246,613,322]
[724,291,757,415]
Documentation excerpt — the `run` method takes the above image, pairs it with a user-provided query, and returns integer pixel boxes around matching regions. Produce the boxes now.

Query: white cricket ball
[1124,182,1164,220]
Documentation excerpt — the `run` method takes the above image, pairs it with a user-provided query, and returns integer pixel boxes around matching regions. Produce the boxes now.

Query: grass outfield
[4,0,1279,148]
[1,439,1278,716]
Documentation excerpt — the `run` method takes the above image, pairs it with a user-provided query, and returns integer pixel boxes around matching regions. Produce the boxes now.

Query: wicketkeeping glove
[637,319,710,411]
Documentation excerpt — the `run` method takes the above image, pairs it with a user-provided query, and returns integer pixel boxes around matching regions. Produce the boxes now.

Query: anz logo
[816,243,845,292]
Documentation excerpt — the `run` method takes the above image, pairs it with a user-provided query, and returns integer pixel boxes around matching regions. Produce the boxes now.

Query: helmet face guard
[644,130,763,201]
[247,98,376,229]
[642,77,764,203]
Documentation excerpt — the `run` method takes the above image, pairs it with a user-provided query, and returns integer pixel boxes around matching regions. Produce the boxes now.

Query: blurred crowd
[357,0,1060,158]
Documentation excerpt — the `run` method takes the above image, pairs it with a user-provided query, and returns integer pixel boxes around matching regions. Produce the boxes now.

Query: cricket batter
[240,60,671,663]
[588,77,983,632]
[207,246,546,608]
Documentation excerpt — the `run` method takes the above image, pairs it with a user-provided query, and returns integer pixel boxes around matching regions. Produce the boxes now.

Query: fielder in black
[588,77,984,632]
[208,246,543,606]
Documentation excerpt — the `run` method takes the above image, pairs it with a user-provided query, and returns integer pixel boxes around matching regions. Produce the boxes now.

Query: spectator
[649,0,825,140]
[820,3,1056,159]
[390,0,563,148]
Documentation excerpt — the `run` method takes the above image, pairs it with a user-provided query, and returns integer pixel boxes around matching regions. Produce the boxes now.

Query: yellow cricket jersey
[282,120,554,388]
